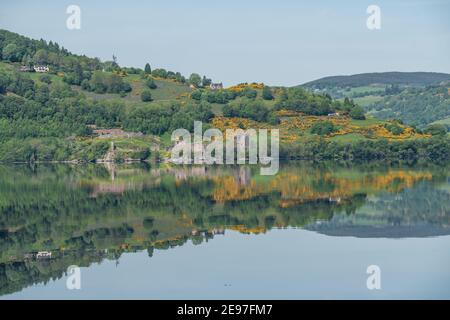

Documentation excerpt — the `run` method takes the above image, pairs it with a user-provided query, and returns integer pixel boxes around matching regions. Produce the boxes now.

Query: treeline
[280,137,450,162]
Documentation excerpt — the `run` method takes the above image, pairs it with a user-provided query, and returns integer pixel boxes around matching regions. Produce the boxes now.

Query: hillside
[300,71,450,129]
[366,85,450,128]
[0,29,449,163]
[301,72,450,89]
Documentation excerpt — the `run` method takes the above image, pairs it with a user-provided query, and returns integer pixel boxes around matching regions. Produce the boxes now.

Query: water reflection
[0,162,449,297]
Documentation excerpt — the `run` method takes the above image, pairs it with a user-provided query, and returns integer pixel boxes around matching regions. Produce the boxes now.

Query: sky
[0,0,449,86]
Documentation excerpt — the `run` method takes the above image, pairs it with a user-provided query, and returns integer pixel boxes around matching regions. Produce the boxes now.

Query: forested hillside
[301,70,450,129]
[366,86,450,128]
[0,29,449,162]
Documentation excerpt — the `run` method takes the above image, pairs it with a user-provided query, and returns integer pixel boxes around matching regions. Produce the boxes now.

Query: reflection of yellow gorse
[212,176,260,202]
[228,225,267,234]
[211,170,433,206]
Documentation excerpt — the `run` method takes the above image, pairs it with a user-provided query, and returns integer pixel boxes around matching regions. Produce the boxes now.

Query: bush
[81,79,90,90]
[141,90,153,102]
[384,123,404,135]
[39,74,52,84]
[146,78,157,89]
[191,90,202,100]
[310,121,337,136]
[243,88,257,99]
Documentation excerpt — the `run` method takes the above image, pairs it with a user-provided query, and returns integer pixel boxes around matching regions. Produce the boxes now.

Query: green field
[352,95,384,107]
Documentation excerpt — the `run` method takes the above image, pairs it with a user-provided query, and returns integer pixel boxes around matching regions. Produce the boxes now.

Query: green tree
[152,68,168,78]
[189,73,202,87]
[144,63,152,74]
[33,49,48,65]
[202,76,212,87]
[2,43,19,62]
[349,106,366,120]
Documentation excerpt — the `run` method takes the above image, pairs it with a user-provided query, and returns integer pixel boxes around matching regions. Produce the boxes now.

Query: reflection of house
[34,65,49,73]
[210,83,223,90]
[212,228,225,235]
[93,128,143,138]
[328,197,341,203]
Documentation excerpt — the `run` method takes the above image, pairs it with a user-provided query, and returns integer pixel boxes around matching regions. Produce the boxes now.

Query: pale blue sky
[1,0,449,86]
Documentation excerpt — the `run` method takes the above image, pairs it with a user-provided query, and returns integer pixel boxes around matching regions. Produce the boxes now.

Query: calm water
[0,162,449,299]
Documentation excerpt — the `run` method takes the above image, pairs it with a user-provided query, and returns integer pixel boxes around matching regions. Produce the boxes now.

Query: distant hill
[301,72,450,89]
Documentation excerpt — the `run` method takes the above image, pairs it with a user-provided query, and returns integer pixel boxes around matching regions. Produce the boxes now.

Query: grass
[330,133,367,142]
[72,73,192,103]
[349,116,387,126]
[347,86,385,95]
[124,75,192,102]
[0,61,15,72]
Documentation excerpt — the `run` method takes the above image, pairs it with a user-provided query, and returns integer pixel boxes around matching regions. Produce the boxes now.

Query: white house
[34,65,49,73]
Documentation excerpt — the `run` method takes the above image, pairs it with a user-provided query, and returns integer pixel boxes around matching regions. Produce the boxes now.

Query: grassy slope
[431,117,450,126]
